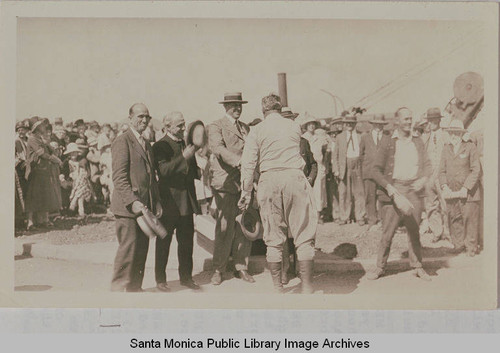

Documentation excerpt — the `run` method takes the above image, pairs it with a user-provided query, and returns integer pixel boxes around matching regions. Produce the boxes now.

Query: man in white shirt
[423,107,447,242]
[239,93,317,293]
[332,115,366,225]
[367,107,432,281]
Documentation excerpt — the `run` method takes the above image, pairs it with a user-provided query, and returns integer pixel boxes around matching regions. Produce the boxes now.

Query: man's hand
[441,184,453,199]
[182,144,196,160]
[412,177,427,192]
[386,184,398,197]
[238,191,252,212]
[131,200,146,215]
[155,201,163,218]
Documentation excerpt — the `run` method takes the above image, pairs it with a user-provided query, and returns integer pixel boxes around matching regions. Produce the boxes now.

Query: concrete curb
[16,239,467,274]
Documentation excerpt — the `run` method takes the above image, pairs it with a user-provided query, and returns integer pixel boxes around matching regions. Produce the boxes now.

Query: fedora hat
[444,119,466,133]
[136,207,168,239]
[426,107,444,120]
[186,120,206,148]
[236,207,263,241]
[219,92,248,104]
[369,113,389,124]
[281,107,299,120]
[342,114,357,123]
[16,120,29,131]
[64,142,81,155]
[29,116,49,133]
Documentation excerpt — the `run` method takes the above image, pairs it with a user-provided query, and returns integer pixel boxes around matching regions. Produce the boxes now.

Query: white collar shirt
[346,130,360,158]
[130,126,146,151]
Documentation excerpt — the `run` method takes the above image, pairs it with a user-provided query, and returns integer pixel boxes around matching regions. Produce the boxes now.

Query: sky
[17,18,485,125]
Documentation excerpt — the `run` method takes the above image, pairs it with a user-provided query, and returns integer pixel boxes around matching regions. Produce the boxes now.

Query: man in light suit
[359,114,389,229]
[110,103,161,292]
[332,115,366,225]
[207,92,254,285]
[153,112,201,292]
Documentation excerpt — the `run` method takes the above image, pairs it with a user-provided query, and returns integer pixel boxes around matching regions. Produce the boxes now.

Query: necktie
[235,121,243,136]
[377,132,381,144]
[433,134,437,145]
[347,132,354,150]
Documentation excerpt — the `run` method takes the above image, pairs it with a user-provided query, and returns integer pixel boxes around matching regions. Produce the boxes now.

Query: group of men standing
[109,92,482,293]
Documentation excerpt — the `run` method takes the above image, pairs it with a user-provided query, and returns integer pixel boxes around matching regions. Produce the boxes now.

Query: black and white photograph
[2,1,497,310]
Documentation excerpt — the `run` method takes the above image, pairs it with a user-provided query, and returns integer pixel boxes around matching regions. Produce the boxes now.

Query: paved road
[15,254,490,302]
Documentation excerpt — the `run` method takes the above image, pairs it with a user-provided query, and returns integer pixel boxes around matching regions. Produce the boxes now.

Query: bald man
[111,103,161,292]
[153,112,201,291]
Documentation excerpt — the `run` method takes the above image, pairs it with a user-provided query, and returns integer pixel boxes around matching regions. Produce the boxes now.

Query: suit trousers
[338,157,366,223]
[424,178,446,239]
[325,174,340,221]
[446,199,479,252]
[212,190,252,272]
[376,182,424,270]
[111,216,150,292]
[364,179,378,226]
[257,169,317,263]
[155,215,194,284]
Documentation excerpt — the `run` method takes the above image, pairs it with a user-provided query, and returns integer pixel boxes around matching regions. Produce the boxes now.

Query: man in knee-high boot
[239,94,317,293]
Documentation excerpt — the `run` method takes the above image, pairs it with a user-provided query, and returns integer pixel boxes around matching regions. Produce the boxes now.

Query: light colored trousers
[338,157,366,223]
[257,169,317,263]
[424,178,447,238]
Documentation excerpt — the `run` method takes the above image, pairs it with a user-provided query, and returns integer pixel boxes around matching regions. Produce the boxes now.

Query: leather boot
[298,260,314,294]
[268,262,284,293]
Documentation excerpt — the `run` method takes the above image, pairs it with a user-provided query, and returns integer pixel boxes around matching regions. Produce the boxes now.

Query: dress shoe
[180,279,200,290]
[156,283,171,292]
[366,268,385,280]
[413,268,431,281]
[234,270,255,283]
[211,271,222,285]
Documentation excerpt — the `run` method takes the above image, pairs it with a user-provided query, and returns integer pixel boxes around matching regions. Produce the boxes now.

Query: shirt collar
[129,126,143,142]
[225,113,238,125]
[392,129,412,142]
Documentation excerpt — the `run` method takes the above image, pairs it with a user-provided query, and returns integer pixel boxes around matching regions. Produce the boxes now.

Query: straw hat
[369,113,389,124]
[218,92,248,104]
[425,107,444,120]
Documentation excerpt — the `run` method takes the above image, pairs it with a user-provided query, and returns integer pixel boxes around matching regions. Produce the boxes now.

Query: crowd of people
[14,91,484,293]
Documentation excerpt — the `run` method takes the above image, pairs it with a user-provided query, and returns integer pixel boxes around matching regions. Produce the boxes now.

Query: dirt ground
[15,214,456,260]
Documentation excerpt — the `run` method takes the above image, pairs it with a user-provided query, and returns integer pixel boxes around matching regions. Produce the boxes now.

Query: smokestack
[277,73,288,108]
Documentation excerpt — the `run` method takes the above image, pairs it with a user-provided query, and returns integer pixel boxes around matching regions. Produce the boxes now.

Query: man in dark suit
[153,111,201,291]
[207,92,254,285]
[110,103,161,292]
[368,107,432,281]
[359,114,389,229]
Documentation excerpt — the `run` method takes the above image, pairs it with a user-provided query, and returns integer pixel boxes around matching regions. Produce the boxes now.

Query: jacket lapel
[222,116,244,140]
[126,129,149,164]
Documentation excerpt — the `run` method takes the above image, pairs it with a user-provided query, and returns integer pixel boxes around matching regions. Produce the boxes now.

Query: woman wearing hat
[15,120,30,226]
[25,116,63,230]
[439,119,481,256]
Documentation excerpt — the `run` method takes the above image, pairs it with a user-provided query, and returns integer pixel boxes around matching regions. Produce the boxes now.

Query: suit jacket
[110,128,159,218]
[300,137,317,185]
[153,135,201,218]
[438,142,481,202]
[372,133,431,203]
[332,130,361,180]
[359,131,386,180]
[207,116,249,194]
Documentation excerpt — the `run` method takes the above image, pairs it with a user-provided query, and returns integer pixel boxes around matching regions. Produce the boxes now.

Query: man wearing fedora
[207,92,254,285]
[110,103,161,292]
[422,107,448,242]
[153,111,201,292]
[239,94,317,293]
[332,114,366,225]
[367,107,432,281]
[326,117,343,223]
[359,113,389,229]
[439,119,481,256]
